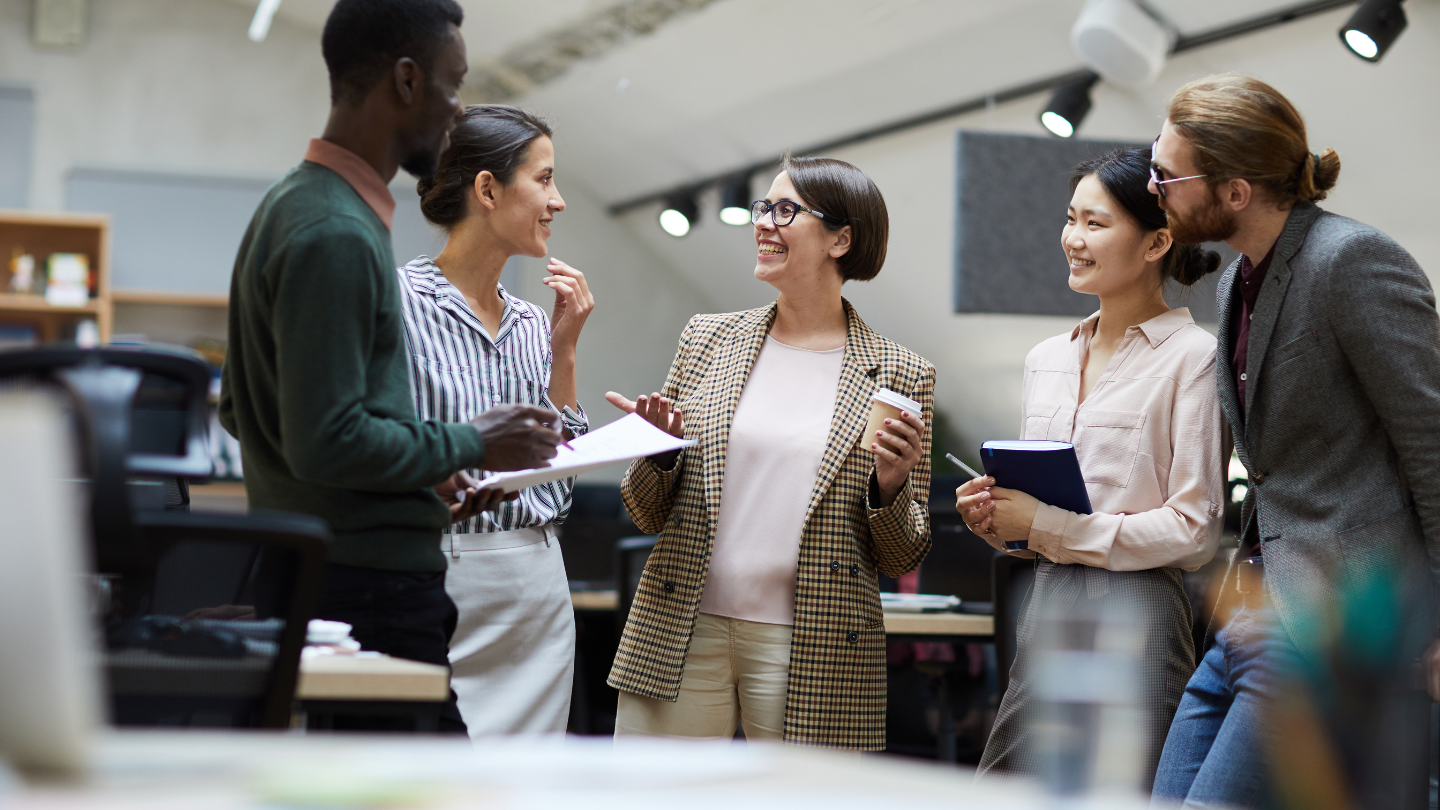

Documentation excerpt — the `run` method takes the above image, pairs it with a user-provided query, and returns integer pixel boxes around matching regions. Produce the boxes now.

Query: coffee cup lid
[871,388,922,414]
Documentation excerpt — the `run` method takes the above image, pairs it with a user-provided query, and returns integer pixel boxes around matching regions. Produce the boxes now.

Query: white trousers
[614,613,792,741]
[443,525,575,739]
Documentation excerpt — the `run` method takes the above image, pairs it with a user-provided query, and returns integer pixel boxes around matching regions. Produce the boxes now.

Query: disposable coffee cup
[859,388,924,453]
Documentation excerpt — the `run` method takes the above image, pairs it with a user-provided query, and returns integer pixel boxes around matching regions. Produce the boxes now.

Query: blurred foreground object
[0,390,103,777]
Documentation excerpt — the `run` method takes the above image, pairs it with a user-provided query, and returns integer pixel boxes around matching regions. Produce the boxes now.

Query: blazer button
[849,564,860,577]
[1253,473,1267,485]
[663,581,676,594]
[830,561,841,572]
[847,630,859,643]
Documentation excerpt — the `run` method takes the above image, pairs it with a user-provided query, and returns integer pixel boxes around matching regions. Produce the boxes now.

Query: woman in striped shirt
[400,105,594,737]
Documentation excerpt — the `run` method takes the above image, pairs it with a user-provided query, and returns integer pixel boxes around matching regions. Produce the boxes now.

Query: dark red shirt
[1232,246,1276,409]
[1232,245,1275,558]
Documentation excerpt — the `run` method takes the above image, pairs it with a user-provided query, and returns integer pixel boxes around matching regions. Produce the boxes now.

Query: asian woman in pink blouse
[958,147,1226,790]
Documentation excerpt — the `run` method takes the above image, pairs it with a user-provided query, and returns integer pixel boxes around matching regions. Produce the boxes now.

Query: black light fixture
[718,177,751,226]
[1039,74,1099,139]
[659,193,698,237]
[1339,0,1407,62]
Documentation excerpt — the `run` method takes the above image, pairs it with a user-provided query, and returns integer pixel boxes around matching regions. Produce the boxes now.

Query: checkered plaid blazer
[606,300,934,750]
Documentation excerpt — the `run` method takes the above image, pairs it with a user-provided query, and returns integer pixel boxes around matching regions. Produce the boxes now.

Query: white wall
[609,4,1440,459]
[0,0,713,484]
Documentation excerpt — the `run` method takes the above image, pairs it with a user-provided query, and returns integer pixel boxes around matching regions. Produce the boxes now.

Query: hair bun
[1172,245,1223,287]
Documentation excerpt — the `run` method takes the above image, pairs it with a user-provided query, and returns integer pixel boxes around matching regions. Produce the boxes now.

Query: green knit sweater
[219,161,485,571]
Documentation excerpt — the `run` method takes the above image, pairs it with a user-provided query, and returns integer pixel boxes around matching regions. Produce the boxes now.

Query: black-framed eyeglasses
[749,199,846,227]
[1149,138,1206,200]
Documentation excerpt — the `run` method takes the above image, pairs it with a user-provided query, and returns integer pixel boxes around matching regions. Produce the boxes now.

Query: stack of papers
[477,412,696,493]
[879,593,962,613]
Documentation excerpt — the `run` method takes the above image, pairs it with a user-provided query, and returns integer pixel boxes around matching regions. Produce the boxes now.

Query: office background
[2,0,1437,476]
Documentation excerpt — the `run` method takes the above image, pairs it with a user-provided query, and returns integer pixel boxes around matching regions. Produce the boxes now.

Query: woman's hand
[545,258,594,353]
[872,409,926,507]
[435,471,519,523]
[955,476,1001,549]
[987,487,1040,548]
[605,391,685,469]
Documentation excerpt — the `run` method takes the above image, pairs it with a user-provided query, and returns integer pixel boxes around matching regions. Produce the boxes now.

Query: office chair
[109,510,328,728]
[0,345,212,574]
[0,345,330,728]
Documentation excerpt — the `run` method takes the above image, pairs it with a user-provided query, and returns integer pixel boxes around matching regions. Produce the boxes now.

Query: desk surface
[570,591,993,637]
[10,730,1151,809]
[296,654,449,702]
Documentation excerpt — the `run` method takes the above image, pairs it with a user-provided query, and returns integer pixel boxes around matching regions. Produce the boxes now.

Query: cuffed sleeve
[864,364,935,578]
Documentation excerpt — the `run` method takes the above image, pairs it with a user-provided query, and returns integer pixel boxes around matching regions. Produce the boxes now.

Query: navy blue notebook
[981,440,1092,550]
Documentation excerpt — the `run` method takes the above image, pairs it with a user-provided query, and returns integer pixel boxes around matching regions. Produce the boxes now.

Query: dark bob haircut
[782,153,889,282]
[417,105,554,231]
[1069,147,1221,287]
[321,0,464,105]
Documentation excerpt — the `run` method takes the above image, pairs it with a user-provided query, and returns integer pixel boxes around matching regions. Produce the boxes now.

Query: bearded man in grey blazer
[1146,75,1439,810]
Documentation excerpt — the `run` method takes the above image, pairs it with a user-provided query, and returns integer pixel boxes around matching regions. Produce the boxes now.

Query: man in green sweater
[220,0,561,732]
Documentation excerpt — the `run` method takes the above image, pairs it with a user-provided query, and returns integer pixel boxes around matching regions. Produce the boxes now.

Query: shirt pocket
[1074,409,1146,488]
[1023,402,1062,441]
[501,377,549,407]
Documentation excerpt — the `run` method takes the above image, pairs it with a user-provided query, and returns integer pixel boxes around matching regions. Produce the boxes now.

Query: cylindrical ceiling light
[718,177,751,226]
[1070,0,1175,89]
[659,194,698,237]
[1039,74,1099,139]
[1340,0,1407,62]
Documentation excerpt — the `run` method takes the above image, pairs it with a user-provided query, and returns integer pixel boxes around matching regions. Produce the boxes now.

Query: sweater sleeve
[270,221,486,492]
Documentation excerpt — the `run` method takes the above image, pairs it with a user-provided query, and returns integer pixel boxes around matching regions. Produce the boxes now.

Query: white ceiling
[216,0,1326,203]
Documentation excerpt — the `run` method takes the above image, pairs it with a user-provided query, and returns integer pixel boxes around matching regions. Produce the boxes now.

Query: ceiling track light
[718,177,751,226]
[1040,73,1099,138]
[659,193,698,237]
[1340,0,1406,62]
[248,0,283,42]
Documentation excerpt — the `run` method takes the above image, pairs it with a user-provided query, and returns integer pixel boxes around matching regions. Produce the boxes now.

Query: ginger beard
[1162,184,1239,246]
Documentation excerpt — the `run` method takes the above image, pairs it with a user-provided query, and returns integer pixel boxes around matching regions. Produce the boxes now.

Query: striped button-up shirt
[397,256,588,535]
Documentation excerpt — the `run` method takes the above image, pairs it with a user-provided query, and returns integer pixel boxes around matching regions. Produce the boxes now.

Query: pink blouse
[1018,308,1224,571]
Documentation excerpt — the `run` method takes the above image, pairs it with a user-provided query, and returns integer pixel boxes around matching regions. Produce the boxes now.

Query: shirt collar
[1071,307,1194,349]
[303,138,396,229]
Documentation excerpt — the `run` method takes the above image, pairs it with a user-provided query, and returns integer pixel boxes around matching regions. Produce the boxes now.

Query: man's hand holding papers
[474,412,695,493]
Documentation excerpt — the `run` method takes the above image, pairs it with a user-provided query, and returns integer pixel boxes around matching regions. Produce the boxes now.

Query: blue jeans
[1151,605,1299,809]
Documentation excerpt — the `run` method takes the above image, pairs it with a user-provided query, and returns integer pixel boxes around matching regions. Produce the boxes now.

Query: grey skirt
[977,560,1195,792]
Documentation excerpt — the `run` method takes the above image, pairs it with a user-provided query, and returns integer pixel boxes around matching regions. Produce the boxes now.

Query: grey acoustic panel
[0,86,35,209]
[953,131,1227,323]
[66,168,272,295]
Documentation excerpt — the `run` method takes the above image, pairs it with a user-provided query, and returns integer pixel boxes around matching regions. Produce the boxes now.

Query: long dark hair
[416,104,553,230]
[1070,147,1221,286]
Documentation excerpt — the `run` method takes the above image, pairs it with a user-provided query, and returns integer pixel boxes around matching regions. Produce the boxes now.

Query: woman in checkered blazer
[603,154,935,750]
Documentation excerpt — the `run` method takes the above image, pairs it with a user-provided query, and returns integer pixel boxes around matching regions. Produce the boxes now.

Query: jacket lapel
[1214,261,1250,466]
[702,304,776,523]
[1241,202,1323,432]
[800,300,882,528]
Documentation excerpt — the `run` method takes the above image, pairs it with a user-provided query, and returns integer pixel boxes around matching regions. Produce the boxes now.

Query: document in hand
[475,412,697,493]
[980,440,1092,550]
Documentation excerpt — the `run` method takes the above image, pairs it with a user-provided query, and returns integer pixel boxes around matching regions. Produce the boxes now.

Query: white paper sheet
[475,412,696,493]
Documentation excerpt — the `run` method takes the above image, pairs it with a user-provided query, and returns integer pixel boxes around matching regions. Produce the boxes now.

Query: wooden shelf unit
[0,210,112,343]
[112,289,228,307]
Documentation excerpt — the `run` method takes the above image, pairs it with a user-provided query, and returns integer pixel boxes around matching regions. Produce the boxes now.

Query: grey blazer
[1217,201,1440,642]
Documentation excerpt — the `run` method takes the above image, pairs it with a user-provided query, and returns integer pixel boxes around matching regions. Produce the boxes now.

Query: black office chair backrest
[558,483,637,589]
[105,510,329,729]
[0,345,212,572]
[991,552,1037,698]
[921,511,1000,605]
[614,535,658,623]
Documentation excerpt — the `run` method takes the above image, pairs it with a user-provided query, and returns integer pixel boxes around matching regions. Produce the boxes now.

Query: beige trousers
[614,612,792,741]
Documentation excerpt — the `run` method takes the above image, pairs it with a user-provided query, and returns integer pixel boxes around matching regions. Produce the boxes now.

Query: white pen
[944,452,985,481]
